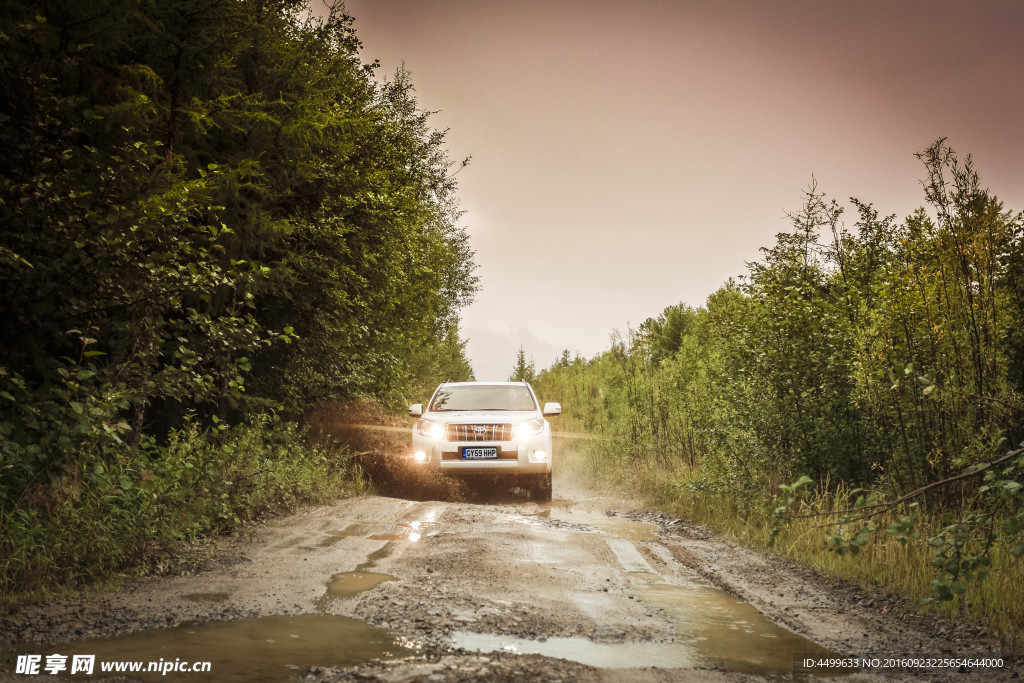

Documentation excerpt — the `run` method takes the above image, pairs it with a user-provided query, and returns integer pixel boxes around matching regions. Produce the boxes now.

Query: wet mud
[1,471,1015,682]
[14,614,414,683]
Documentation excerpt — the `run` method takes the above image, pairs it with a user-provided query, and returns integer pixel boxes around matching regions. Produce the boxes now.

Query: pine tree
[508,346,536,383]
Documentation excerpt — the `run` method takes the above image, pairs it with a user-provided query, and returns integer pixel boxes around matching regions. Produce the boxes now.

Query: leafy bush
[1,412,364,600]
[534,141,1024,629]
[0,1,473,599]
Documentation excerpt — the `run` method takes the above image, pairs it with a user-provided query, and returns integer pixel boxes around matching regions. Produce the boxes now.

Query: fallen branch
[789,446,1024,526]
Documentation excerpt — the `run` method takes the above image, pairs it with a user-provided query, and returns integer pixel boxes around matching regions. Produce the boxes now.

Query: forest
[3,0,1022,640]
[0,0,475,598]
[534,145,1024,632]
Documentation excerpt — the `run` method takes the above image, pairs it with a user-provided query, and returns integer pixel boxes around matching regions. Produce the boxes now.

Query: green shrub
[0,413,366,603]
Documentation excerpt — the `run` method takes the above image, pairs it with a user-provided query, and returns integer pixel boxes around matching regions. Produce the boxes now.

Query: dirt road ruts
[1,474,1017,682]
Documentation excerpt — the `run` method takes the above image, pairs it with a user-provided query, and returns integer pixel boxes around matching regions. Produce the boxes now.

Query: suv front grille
[446,423,514,442]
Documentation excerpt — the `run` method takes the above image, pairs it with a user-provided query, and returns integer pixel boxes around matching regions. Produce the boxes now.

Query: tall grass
[562,438,1024,642]
[0,415,369,606]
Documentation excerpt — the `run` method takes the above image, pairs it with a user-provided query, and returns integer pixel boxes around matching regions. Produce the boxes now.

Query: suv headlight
[416,419,444,439]
[516,418,544,439]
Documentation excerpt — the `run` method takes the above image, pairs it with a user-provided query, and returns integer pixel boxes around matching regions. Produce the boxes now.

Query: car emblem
[474,426,486,435]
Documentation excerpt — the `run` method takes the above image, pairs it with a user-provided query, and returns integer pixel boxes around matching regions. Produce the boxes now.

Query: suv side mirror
[408,403,423,417]
[542,402,561,417]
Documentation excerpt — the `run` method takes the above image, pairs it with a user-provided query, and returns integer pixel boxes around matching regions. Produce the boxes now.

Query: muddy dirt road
[1,472,1017,682]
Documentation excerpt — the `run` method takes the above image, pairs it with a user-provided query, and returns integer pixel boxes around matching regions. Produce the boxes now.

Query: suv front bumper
[410,433,552,475]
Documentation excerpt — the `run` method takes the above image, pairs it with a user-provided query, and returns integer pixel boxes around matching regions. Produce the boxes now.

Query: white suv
[408,382,561,501]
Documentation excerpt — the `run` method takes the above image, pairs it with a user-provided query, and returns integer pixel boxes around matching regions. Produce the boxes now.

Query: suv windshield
[429,385,536,412]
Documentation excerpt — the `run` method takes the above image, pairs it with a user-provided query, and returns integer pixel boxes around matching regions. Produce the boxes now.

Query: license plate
[462,447,498,459]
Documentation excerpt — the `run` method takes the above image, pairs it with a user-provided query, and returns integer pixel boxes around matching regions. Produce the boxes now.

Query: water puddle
[518,505,659,542]
[471,504,842,676]
[14,614,414,682]
[317,544,397,612]
[564,511,658,542]
[626,571,664,583]
[323,571,397,599]
[397,520,441,529]
[630,577,839,675]
[366,533,414,541]
[452,627,836,676]
[314,513,440,606]
[324,528,373,538]
[453,574,840,676]
[363,533,404,541]
[183,592,230,603]
[372,520,441,543]
[323,514,442,543]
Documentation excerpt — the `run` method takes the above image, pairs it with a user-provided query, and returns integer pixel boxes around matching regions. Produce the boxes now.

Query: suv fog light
[531,449,547,462]
[413,451,428,463]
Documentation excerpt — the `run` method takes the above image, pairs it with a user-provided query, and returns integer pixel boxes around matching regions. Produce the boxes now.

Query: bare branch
[790,446,1024,525]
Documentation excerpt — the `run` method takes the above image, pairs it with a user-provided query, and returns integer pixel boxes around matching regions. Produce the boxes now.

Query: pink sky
[313,0,1024,380]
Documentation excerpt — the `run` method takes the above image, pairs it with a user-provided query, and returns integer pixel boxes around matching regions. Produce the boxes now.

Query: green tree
[0,0,477,594]
[529,143,1024,604]
[509,346,537,383]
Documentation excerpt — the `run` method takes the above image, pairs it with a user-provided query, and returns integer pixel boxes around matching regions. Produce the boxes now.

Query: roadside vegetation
[536,144,1024,637]
[0,0,475,602]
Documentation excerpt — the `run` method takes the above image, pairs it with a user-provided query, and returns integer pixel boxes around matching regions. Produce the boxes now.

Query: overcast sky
[314,0,1024,381]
